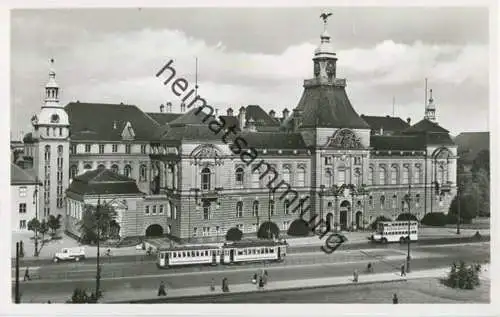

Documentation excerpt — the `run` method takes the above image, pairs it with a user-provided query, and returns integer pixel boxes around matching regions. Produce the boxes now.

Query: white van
[53,247,86,263]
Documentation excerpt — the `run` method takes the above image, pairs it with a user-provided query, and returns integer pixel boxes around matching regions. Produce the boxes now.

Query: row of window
[233,166,306,189]
[144,204,177,219]
[71,144,148,155]
[44,127,64,138]
[233,199,301,219]
[324,156,362,166]
[70,163,148,181]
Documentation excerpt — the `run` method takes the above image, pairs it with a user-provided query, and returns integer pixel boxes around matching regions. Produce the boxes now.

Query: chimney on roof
[283,108,289,120]
[113,121,117,129]
[227,108,234,116]
[180,102,186,113]
[269,110,276,118]
[166,102,172,113]
[160,104,165,113]
[238,107,246,129]
[379,126,383,135]
[406,117,411,125]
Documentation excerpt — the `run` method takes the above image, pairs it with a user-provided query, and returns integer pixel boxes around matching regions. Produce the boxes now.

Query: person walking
[23,267,31,281]
[258,276,265,290]
[400,264,406,277]
[392,293,399,304]
[158,281,167,296]
[210,278,215,292]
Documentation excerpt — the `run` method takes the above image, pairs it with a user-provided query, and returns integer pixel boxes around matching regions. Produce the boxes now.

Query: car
[53,247,86,263]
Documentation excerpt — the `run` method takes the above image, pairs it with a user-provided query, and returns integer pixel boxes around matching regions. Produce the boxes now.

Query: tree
[226,227,243,242]
[471,149,489,177]
[448,191,479,224]
[396,213,418,221]
[421,212,448,227]
[78,203,117,245]
[39,219,49,242]
[257,221,280,239]
[444,261,481,290]
[473,168,490,217]
[27,218,40,239]
[287,219,310,237]
[47,214,62,237]
[70,288,95,303]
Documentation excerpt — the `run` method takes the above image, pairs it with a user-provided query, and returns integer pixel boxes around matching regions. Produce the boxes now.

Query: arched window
[70,165,78,179]
[297,167,306,187]
[57,145,63,155]
[201,167,211,191]
[353,168,361,186]
[235,167,244,186]
[282,167,291,184]
[203,201,210,220]
[368,167,374,185]
[284,199,290,215]
[44,145,51,161]
[369,195,373,208]
[236,201,243,218]
[252,201,259,217]
[252,169,260,188]
[83,163,92,170]
[124,164,132,177]
[391,166,398,185]
[403,166,410,184]
[166,202,171,218]
[379,167,386,185]
[413,166,421,184]
[111,164,119,174]
[380,195,385,209]
[97,164,105,170]
[140,164,147,181]
[438,165,447,184]
[392,194,397,209]
[326,170,333,188]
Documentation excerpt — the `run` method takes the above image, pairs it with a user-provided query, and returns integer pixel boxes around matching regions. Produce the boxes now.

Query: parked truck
[53,247,86,263]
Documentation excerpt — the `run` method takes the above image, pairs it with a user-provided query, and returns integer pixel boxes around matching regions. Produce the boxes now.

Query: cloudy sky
[10,7,489,138]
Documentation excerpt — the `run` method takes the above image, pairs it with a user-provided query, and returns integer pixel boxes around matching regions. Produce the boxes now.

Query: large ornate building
[20,18,457,241]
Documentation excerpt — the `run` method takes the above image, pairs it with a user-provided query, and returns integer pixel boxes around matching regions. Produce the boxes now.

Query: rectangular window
[354,156,361,165]
[19,187,27,197]
[19,220,26,229]
[152,205,157,214]
[85,144,91,153]
[70,144,76,154]
[159,205,164,214]
[145,206,150,214]
[112,144,118,153]
[19,203,26,214]
[125,144,131,154]
[99,144,105,154]
[141,145,147,154]
[193,227,198,237]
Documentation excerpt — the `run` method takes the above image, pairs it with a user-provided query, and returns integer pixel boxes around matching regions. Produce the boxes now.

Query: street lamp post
[34,178,39,257]
[95,195,101,302]
[320,185,325,231]
[405,184,412,273]
[214,187,223,242]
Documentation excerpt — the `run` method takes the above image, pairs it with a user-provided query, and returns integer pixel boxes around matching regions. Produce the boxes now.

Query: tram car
[156,240,288,269]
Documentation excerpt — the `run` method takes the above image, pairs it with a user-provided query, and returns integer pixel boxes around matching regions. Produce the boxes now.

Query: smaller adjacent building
[11,163,41,231]
[65,169,146,239]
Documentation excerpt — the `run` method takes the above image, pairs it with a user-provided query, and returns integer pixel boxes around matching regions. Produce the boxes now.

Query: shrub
[421,212,448,227]
[226,227,243,242]
[396,213,418,221]
[444,260,481,290]
[71,288,90,303]
[370,216,392,230]
[287,219,310,237]
[257,221,280,239]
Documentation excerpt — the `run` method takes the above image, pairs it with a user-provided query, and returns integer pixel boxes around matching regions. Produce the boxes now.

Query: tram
[156,240,288,269]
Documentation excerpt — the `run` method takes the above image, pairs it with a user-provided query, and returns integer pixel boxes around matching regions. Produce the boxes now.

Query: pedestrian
[392,293,399,304]
[353,269,358,283]
[210,278,215,292]
[400,264,406,277]
[158,281,167,296]
[23,267,31,281]
[222,278,229,292]
[252,273,258,284]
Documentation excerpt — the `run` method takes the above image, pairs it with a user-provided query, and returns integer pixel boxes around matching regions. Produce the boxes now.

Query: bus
[156,240,288,269]
[370,221,419,243]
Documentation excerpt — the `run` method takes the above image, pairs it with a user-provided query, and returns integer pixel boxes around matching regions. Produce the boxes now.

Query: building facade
[19,18,458,241]
[11,163,41,231]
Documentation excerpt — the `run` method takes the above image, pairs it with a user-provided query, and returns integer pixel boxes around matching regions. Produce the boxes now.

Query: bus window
[238,250,242,255]
[195,251,199,257]
[270,248,274,253]
[160,253,165,259]
[181,252,185,257]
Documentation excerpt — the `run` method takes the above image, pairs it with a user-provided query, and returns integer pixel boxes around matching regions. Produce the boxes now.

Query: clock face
[51,114,60,123]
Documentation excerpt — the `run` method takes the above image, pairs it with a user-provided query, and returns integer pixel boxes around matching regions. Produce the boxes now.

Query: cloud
[11,16,489,138]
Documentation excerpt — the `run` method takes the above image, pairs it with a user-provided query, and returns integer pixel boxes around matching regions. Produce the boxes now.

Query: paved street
[14,242,489,303]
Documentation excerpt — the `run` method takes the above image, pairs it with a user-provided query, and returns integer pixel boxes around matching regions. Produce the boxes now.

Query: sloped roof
[360,115,410,132]
[245,105,280,126]
[168,107,207,126]
[218,115,241,130]
[370,135,427,151]
[147,112,183,125]
[65,102,160,141]
[11,163,40,185]
[296,85,370,129]
[68,169,143,196]
[455,131,490,163]
[405,119,449,133]
[239,132,307,149]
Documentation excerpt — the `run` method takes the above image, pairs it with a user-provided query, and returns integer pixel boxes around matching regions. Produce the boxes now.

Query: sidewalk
[13,227,490,260]
[19,264,490,303]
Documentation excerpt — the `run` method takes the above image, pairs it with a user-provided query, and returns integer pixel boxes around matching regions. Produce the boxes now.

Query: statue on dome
[320,12,333,25]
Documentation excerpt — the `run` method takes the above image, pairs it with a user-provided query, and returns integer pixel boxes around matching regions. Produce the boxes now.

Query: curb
[107,277,409,303]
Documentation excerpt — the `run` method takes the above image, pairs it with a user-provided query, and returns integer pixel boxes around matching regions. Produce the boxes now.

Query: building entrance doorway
[339,200,350,230]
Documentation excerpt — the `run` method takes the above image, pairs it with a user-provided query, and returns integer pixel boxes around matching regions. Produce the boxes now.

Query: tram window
[181,252,185,257]
[196,251,199,257]
[238,250,242,255]
[270,248,274,253]
[160,253,164,259]
[173,253,176,258]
